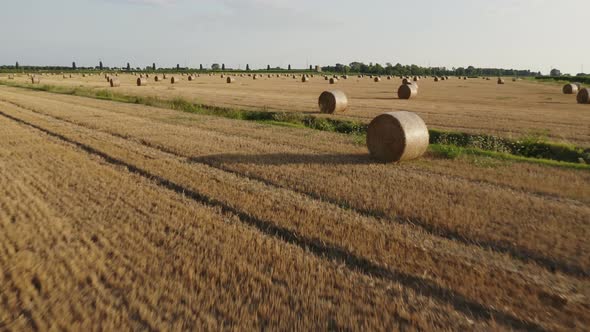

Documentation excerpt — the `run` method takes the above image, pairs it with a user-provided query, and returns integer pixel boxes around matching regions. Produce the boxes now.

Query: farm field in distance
[0,73,588,330]
[3,72,589,146]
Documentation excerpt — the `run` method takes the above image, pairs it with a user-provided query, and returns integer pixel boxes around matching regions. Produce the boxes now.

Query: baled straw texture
[367,111,429,162]
[398,84,418,99]
[318,90,348,114]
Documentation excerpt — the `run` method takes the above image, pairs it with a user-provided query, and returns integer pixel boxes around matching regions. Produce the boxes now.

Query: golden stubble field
[0,75,588,330]
[6,72,590,146]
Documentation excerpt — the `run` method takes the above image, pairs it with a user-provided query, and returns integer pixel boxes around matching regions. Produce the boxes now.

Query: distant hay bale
[227,77,235,83]
[367,111,429,162]
[434,77,440,82]
[82,74,87,78]
[221,74,225,78]
[302,76,309,82]
[64,75,69,79]
[324,76,329,80]
[188,75,194,81]
[163,74,167,79]
[563,84,579,94]
[413,76,419,82]
[171,76,179,84]
[387,76,391,80]
[374,77,381,82]
[8,74,14,79]
[318,90,348,113]
[398,84,418,99]
[110,78,120,87]
[341,75,348,79]
[329,77,338,84]
[577,88,590,104]
[31,77,40,84]
[402,78,410,85]
[136,77,147,86]
[497,78,505,84]
[268,74,272,78]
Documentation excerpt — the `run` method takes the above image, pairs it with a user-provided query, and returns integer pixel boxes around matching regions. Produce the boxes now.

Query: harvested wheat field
[8,73,590,146]
[0,84,589,330]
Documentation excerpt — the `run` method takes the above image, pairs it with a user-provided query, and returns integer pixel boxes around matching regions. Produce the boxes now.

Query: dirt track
[0,85,588,330]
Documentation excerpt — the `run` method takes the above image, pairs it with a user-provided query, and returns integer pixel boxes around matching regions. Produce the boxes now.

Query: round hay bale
[398,84,418,99]
[171,76,179,84]
[497,78,505,84]
[136,77,147,86]
[226,77,235,83]
[367,111,429,162]
[572,82,582,89]
[324,76,329,80]
[329,77,338,84]
[342,75,348,79]
[31,77,40,84]
[374,77,381,82]
[563,84,579,94]
[402,78,410,85]
[302,76,309,82]
[413,76,419,82]
[82,74,87,78]
[110,78,120,87]
[434,77,439,82]
[318,90,348,114]
[387,76,392,80]
[154,76,160,82]
[577,88,590,104]
[8,74,14,79]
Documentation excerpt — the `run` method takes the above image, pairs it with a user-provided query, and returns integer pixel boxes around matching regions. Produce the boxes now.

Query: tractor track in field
[0,108,550,332]
[1,96,588,279]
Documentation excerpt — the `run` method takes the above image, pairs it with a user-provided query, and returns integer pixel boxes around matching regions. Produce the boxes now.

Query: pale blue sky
[1,0,588,74]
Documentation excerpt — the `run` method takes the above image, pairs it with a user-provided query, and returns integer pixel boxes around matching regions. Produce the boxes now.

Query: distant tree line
[321,62,541,77]
[0,61,542,77]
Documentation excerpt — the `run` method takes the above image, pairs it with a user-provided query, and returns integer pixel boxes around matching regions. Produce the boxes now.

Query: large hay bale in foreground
[31,77,40,84]
[563,83,579,94]
[136,77,147,86]
[329,78,338,84]
[226,77,235,83]
[318,90,348,113]
[110,78,120,87]
[367,111,429,162]
[398,84,418,99]
[577,88,590,104]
